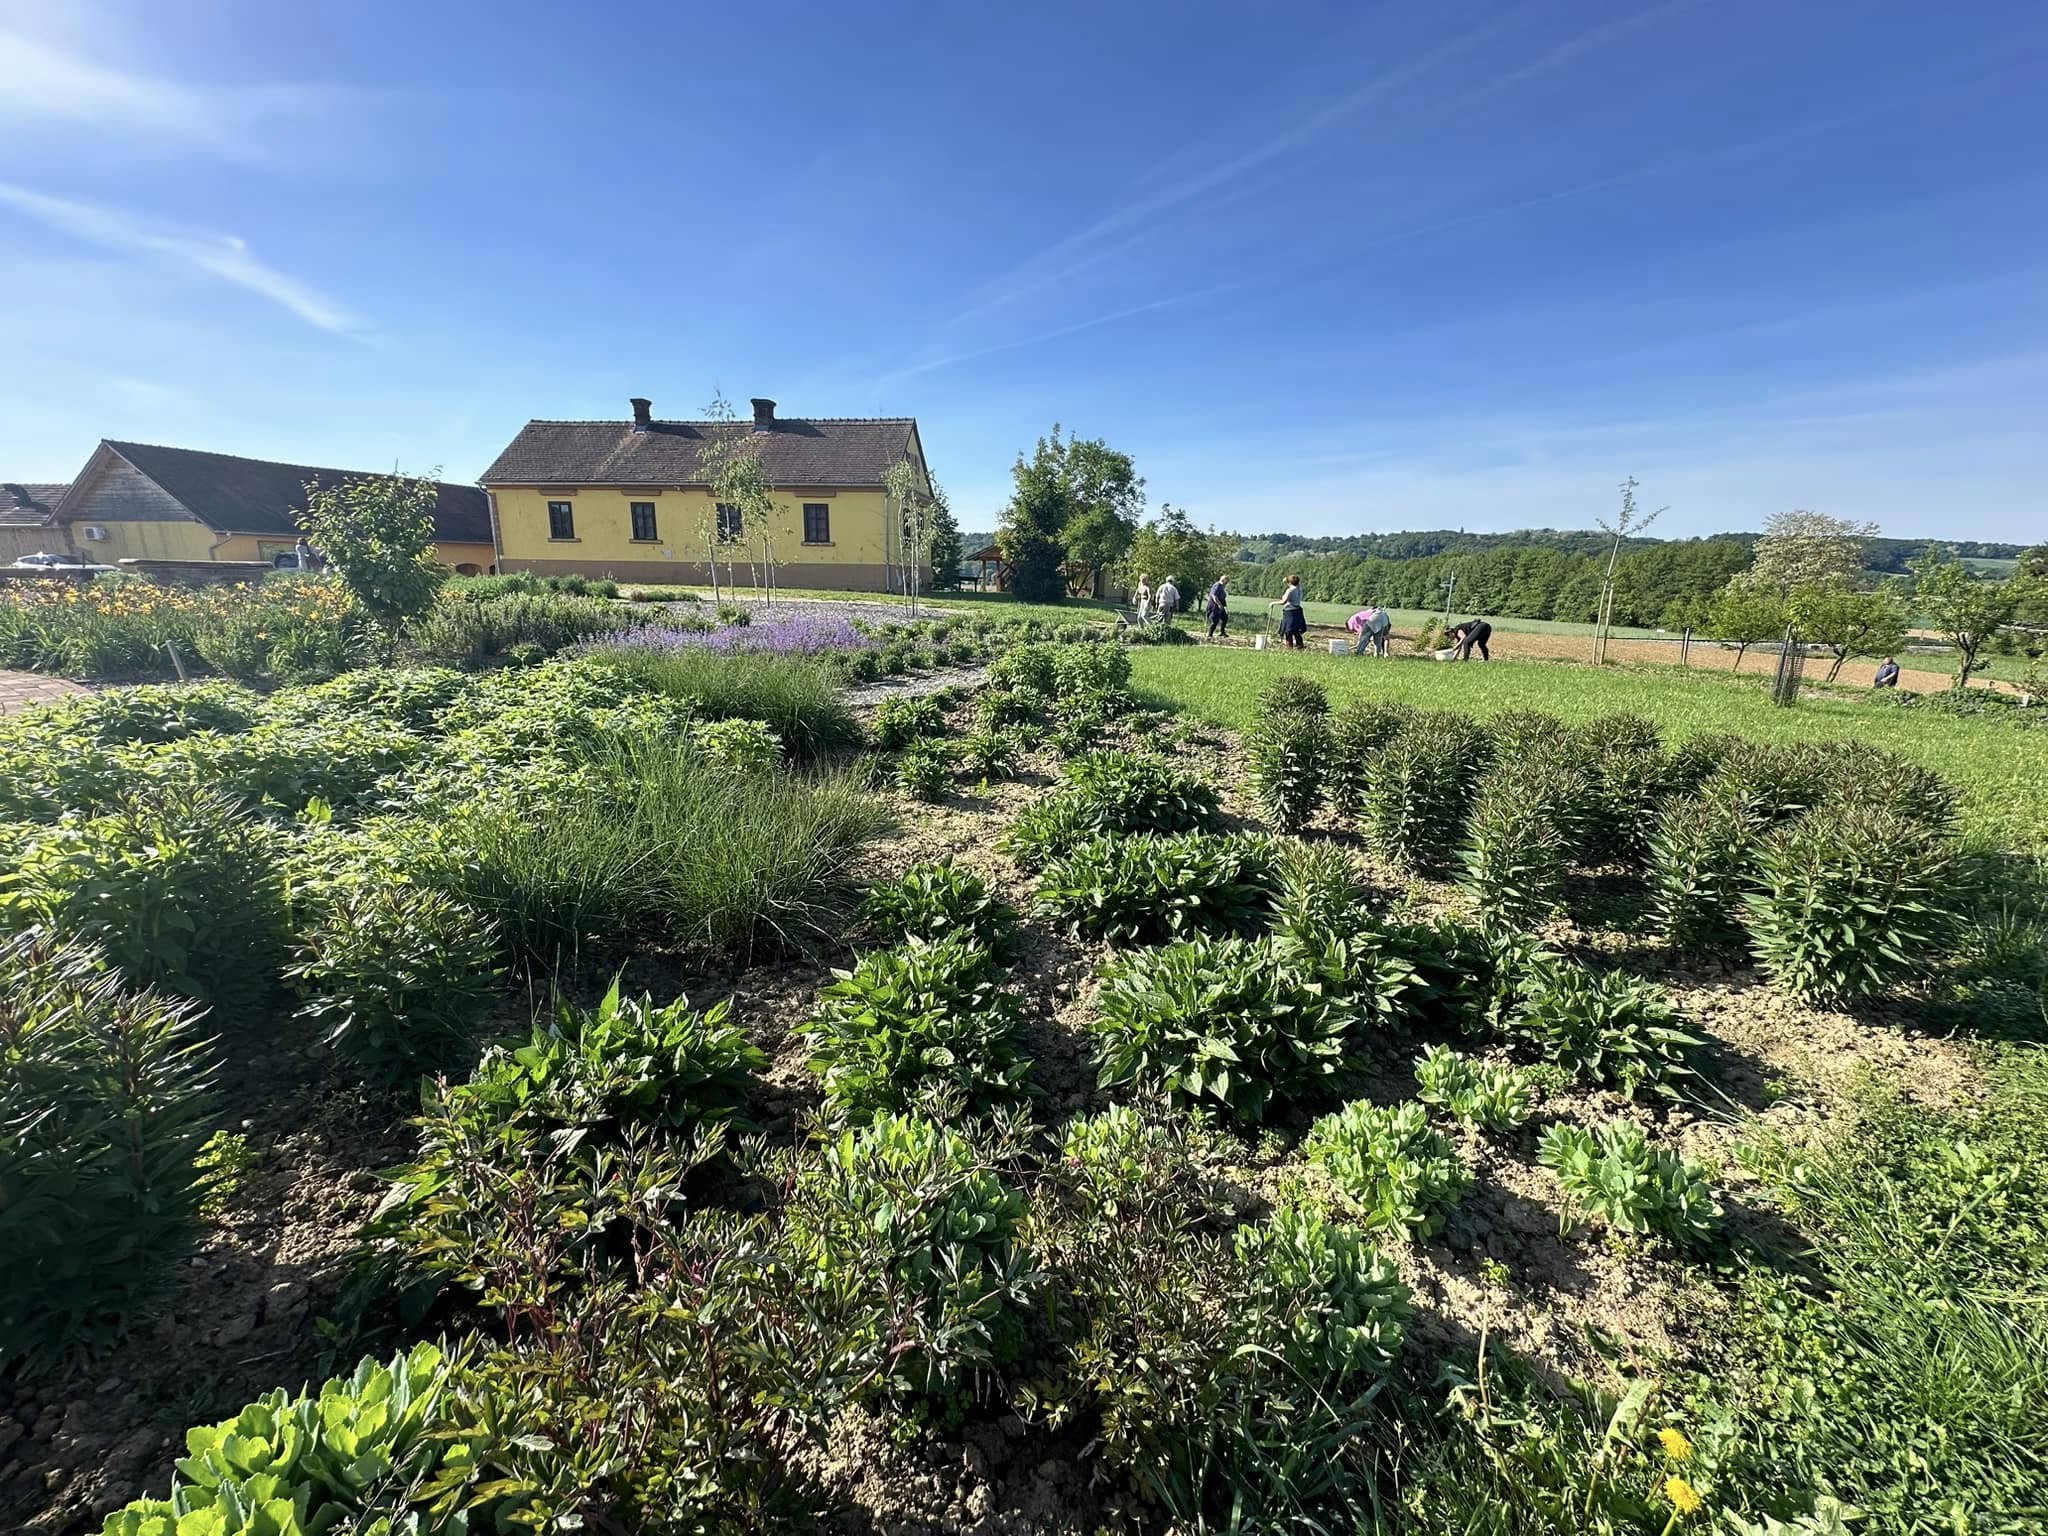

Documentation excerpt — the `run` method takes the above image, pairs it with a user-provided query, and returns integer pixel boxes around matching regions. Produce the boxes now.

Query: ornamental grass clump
[1504,961,1697,1100]
[1538,1119,1722,1250]
[0,930,216,1371]
[580,644,858,758]
[1649,779,1766,956]
[1413,1044,1536,1132]
[1092,933,1352,1122]
[859,859,1019,957]
[1360,712,1487,875]
[802,936,1029,1120]
[1305,1100,1469,1241]
[1742,802,1958,1004]
[286,885,500,1076]
[1034,831,1278,946]
[782,1112,1037,1401]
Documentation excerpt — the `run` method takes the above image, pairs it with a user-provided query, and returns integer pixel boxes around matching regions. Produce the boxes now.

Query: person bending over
[1348,606,1391,656]
[1452,619,1492,661]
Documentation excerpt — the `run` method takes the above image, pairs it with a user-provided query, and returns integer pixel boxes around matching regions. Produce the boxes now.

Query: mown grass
[1131,648,2048,851]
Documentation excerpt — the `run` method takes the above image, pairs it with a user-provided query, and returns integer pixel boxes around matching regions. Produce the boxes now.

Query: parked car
[12,551,90,567]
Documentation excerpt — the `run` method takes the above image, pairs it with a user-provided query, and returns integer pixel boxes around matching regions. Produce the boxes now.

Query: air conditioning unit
[82,525,109,542]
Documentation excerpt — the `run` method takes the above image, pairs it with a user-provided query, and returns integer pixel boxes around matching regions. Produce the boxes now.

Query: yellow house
[480,397,932,590]
[54,441,498,572]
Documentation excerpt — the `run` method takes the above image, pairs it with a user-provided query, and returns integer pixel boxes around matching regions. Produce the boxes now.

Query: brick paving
[0,669,89,714]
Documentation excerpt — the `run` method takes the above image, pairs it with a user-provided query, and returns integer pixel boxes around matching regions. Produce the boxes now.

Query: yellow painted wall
[435,541,497,573]
[76,518,223,562]
[489,486,890,568]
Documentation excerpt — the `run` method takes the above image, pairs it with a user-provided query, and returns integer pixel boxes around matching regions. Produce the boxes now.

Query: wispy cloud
[0,29,352,160]
[875,287,1233,389]
[0,183,359,332]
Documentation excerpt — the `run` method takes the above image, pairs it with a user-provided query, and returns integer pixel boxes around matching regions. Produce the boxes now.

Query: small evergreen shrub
[859,859,1018,956]
[1360,712,1487,874]
[1413,1044,1536,1132]
[1035,832,1278,946]
[1461,766,1570,932]
[782,1113,1035,1400]
[875,694,947,749]
[286,885,500,1075]
[1649,780,1765,955]
[1505,961,1696,1099]
[1304,1100,1470,1241]
[895,738,955,801]
[1092,933,1352,1121]
[0,931,215,1371]
[1538,1119,1721,1249]
[802,936,1029,1119]
[1247,709,1327,832]
[1743,803,1958,1003]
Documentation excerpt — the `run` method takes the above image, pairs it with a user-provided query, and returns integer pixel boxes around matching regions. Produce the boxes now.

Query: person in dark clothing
[1874,656,1901,688]
[1206,574,1229,639]
[1452,619,1492,661]
[1269,575,1308,649]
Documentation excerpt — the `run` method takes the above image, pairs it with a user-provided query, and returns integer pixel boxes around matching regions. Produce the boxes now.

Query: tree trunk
[1826,650,1846,683]
[1732,642,1749,670]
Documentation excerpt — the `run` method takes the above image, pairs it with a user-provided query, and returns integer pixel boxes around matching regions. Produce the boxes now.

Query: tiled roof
[481,416,917,489]
[94,442,493,543]
[0,482,67,527]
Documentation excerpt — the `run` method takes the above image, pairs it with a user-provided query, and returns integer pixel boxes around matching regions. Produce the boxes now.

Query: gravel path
[844,664,989,709]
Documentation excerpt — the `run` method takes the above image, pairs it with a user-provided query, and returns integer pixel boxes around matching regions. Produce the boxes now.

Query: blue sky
[1,0,2043,542]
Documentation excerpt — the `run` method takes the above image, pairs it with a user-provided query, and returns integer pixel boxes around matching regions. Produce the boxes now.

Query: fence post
[1680,627,1691,667]
[1770,624,1804,707]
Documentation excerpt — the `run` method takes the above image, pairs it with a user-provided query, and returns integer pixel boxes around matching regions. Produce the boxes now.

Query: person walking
[1451,618,1493,661]
[1269,574,1308,650]
[1156,575,1181,625]
[1206,573,1230,639]
[1133,574,1153,623]
[1873,656,1901,688]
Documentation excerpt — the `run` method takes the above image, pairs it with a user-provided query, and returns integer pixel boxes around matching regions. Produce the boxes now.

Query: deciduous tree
[1121,504,1236,599]
[996,426,1143,601]
[1707,582,1787,670]
[1788,579,1909,683]
[1909,548,2041,688]
[296,472,445,659]
[1738,510,1878,596]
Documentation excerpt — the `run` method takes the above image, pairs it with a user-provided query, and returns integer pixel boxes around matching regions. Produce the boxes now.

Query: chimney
[630,397,652,432]
[751,398,776,433]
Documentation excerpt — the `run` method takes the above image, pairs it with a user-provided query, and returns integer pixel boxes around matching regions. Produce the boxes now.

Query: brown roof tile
[0,482,67,527]
[481,416,916,489]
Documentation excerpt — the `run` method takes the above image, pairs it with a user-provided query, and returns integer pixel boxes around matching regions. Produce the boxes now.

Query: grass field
[1131,647,2048,852]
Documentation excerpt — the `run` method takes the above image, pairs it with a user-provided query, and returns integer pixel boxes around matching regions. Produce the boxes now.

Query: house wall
[0,526,67,562]
[489,485,905,588]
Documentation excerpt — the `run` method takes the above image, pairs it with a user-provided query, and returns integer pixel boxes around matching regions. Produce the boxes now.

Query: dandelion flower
[1663,1475,1702,1516]
[1657,1427,1694,1462]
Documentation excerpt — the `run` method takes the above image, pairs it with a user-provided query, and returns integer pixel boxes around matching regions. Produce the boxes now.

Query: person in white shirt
[1134,574,1153,621]
[1156,576,1181,624]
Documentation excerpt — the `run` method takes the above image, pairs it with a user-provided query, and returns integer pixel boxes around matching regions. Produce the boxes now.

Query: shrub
[1413,1044,1536,1132]
[1035,831,1278,946]
[859,859,1018,956]
[286,885,500,1075]
[962,726,1028,781]
[433,733,883,964]
[1504,961,1696,1099]
[1360,712,1486,874]
[1538,1120,1721,1249]
[0,932,215,1371]
[1247,710,1326,832]
[1304,1100,1469,1240]
[1461,766,1570,932]
[1093,933,1351,1121]
[1649,780,1765,955]
[583,646,857,759]
[988,640,1059,695]
[1002,749,1223,868]
[1743,803,1959,1003]
[0,786,286,1015]
[894,737,955,801]
[782,1113,1035,1400]
[875,693,947,749]
[803,937,1028,1119]
[1052,640,1132,696]
[1255,674,1329,725]
[1327,698,1419,804]
[98,1343,490,1536]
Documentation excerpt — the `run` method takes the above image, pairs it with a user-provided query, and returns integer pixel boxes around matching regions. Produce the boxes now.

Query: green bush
[1708,739,1836,826]
[272,666,468,733]
[1001,749,1223,868]
[988,640,1059,695]
[153,716,424,815]
[1034,831,1278,946]
[286,885,500,1075]
[1269,843,1375,938]
[1092,933,1352,1121]
[1305,1100,1469,1241]
[962,725,1028,781]
[894,737,954,801]
[1360,712,1487,875]
[194,603,356,684]
[1538,1119,1721,1249]
[0,931,215,1371]
[1255,674,1329,725]
[1665,729,1743,792]
[1052,640,1132,696]
[1247,709,1326,832]
[875,693,947,748]
[802,936,1029,1120]
[1649,779,1765,955]
[99,1343,494,1536]
[1413,1044,1536,1132]
[1461,765,1570,932]
[1743,803,1959,1004]
[859,859,1018,956]
[583,646,857,759]
[1504,961,1696,1100]
[689,716,781,772]
[782,1112,1035,1400]
[977,684,1049,729]
[0,785,286,1015]
[3,680,263,746]
[1486,709,1568,759]
[1327,698,1419,805]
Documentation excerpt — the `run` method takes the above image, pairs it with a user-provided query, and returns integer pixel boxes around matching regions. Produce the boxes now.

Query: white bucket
[1433,647,1458,661]
[1329,638,1350,655]
[1254,635,1267,650]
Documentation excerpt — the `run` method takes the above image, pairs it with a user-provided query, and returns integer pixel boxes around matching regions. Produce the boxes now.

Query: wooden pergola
[968,543,1004,591]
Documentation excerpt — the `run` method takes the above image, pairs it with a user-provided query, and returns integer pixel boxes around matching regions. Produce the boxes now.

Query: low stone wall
[115,559,270,586]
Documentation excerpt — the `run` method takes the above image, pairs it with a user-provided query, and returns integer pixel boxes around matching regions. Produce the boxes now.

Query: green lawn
[1130,647,2048,852]
[1291,601,1667,640]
